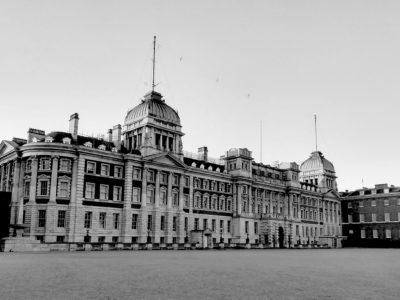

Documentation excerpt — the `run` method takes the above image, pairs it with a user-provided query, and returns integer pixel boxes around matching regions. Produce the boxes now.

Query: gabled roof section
[143,152,187,169]
[0,140,19,157]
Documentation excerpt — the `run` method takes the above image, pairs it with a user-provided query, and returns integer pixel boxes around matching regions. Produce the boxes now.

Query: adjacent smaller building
[341,184,400,247]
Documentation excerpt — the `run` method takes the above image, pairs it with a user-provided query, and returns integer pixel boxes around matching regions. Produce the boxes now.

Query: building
[341,184,400,247]
[0,90,342,251]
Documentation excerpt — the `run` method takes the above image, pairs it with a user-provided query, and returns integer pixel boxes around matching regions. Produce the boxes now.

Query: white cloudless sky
[1,0,399,191]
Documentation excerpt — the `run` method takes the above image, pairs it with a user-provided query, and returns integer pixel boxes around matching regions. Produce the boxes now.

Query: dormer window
[45,136,53,143]
[111,147,118,152]
[62,137,71,144]
[84,142,92,148]
[32,137,38,143]
[98,144,106,151]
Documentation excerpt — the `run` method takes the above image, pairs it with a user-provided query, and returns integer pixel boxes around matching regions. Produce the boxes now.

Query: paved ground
[0,248,399,300]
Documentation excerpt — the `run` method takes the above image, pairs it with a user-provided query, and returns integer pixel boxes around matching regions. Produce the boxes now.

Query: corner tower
[123,90,184,158]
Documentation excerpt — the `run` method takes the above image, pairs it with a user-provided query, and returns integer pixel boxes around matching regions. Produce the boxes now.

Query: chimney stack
[69,113,79,140]
[198,146,208,162]
[112,124,122,150]
[27,128,45,143]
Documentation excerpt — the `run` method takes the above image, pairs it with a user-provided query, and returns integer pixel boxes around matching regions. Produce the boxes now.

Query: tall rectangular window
[160,190,167,205]
[227,220,231,233]
[359,200,364,207]
[85,183,95,199]
[39,158,51,170]
[359,214,364,223]
[384,199,389,206]
[360,229,366,239]
[99,212,106,229]
[173,216,177,231]
[194,218,199,230]
[203,219,208,230]
[220,220,224,233]
[172,192,179,207]
[132,187,141,203]
[38,180,49,196]
[100,164,110,176]
[58,181,70,198]
[372,213,377,222]
[147,170,155,182]
[113,213,119,229]
[254,222,258,234]
[38,210,46,227]
[212,219,216,232]
[87,161,96,174]
[245,221,249,234]
[184,217,188,232]
[371,200,376,207]
[131,214,138,230]
[385,213,390,222]
[161,216,165,231]
[100,185,109,200]
[373,229,378,238]
[84,211,92,228]
[184,194,189,208]
[114,166,123,178]
[24,181,30,197]
[385,229,391,239]
[57,210,66,228]
[348,214,352,223]
[59,159,71,172]
[113,186,122,201]
[147,188,155,204]
[133,168,141,180]
[147,215,153,231]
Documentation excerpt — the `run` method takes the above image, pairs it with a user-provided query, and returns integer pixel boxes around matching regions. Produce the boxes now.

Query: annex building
[0,90,342,251]
[341,184,400,247]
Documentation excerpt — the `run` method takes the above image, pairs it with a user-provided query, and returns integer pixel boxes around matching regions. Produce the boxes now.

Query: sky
[1,1,399,191]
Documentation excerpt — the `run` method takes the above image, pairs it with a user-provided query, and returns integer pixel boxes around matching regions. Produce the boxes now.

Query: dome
[300,151,335,173]
[124,91,180,126]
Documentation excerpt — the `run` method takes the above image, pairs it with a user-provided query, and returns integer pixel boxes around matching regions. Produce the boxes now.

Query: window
[146,187,155,204]
[227,199,232,211]
[58,180,70,198]
[184,176,190,187]
[56,236,65,243]
[184,194,189,208]
[360,230,365,239]
[172,191,179,206]
[296,225,299,236]
[184,217,188,232]
[227,220,231,233]
[113,213,119,229]
[160,189,167,205]
[359,214,364,223]
[62,137,71,144]
[133,168,141,180]
[99,185,109,200]
[87,161,96,174]
[147,215,153,231]
[147,170,155,182]
[245,221,249,234]
[57,210,66,228]
[194,218,199,230]
[220,220,224,233]
[98,144,106,150]
[59,159,71,172]
[132,187,141,203]
[359,200,364,207]
[203,219,208,230]
[212,219,216,232]
[114,166,123,178]
[385,213,390,222]
[99,212,106,229]
[373,229,378,238]
[348,214,352,223]
[132,214,138,230]
[398,198,400,206]
[25,160,32,172]
[98,236,106,243]
[39,158,51,170]
[38,179,49,196]
[371,200,376,207]
[242,186,247,194]
[385,229,391,239]
[113,186,122,201]
[101,164,110,176]
[84,212,92,228]
[112,236,119,243]
[384,199,389,206]
[161,216,165,231]
[173,216,177,231]
[84,142,92,148]
[372,213,377,222]
[173,174,179,185]
[255,222,258,234]
[24,181,30,197]
[85,183,95,199]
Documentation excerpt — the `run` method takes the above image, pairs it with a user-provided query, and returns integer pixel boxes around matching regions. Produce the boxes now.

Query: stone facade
[0,90,342,249]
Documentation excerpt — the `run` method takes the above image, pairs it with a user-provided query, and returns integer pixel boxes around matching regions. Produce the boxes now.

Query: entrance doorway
[278,227,285,248]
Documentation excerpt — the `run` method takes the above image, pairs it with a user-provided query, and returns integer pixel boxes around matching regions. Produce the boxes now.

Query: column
[5,162,11,192]
[45,156,59,242]
[189,176,194,214]
[27,157,38,237]
[10,158,22,220]
[166,171,173,243]
[178,174,185,243]
[121,161,133,243]
[0,165,4,191]
[167,172,172,209]
[141,168,148,207]
[236,184,242,214]
[155,170,160,208]
[248,186,252,213]
[139,167,148,243]
[269,192,273,215]
[67,156,80,242]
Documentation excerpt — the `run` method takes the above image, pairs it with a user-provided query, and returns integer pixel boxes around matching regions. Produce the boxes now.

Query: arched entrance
[278,227,285,248]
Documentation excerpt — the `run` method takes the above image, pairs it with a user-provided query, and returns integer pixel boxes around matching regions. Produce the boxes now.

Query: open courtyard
[0,248,399,300]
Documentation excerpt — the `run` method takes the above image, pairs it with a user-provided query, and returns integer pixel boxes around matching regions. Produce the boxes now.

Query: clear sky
[1,1,399,191]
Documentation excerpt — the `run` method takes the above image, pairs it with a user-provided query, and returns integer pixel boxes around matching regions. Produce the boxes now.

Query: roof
[300,151,335,173]
[124,91,180,126]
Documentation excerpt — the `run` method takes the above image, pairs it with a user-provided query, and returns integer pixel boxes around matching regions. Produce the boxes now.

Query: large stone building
[341,184,400,247]
[0,90,342,251]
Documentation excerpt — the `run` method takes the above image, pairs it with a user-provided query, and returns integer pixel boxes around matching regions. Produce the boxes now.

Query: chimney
[107,129,112,143]
[198,146,208,162]
[69,113,79,140]
[27,128,45,143]
[112,124,122,150]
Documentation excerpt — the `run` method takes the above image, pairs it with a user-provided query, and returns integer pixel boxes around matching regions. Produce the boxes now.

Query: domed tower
[300,151,337,192]
[123,90,184,158]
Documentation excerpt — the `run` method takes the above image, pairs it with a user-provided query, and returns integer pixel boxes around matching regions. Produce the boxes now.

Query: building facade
[0,90,342,250]
[341,184,400,247]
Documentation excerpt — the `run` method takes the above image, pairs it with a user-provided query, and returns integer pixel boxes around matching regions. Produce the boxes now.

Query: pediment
[144,152,187,169]
[0,141,17,157]
[323,189,340,199]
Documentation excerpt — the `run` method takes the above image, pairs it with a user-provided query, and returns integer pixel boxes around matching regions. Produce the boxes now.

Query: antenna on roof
[152,36,156,92]
[314,114,318,152]
[260,120,262,163]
